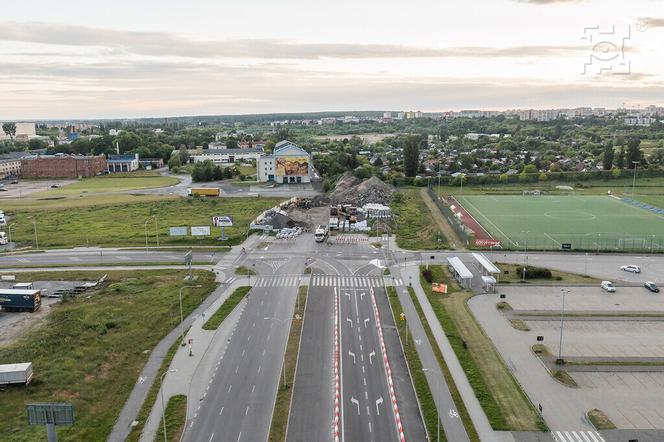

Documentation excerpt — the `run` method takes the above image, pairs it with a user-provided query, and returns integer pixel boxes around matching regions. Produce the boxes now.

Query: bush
[520,266,552,279]
[422,267,433,283]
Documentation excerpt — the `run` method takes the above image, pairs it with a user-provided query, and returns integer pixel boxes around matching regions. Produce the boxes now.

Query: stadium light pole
[422,368,440,442]
[631,161,639,197]
[557,288,570,364]
[160,369,178,442]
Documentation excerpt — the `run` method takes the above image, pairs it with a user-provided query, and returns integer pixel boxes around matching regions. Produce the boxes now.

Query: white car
[601,281,616,292]
[0,215,6,226]
[620,265,641,273]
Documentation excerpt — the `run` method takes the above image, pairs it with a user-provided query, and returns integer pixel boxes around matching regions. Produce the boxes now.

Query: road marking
[363,377,367,386]
[346,317,353,328]
[364,391,368,400]
[219,407,224,416]
[449,409,459,418]
[258,365,261,373]
[369,351,375,365]
[375,397,383,415]
[251,385,255,393]
[227,384,232,392]
[350,397,360,415]
[348,351,355,364]
[235,365,239,373]
[237,432,242,442]
[245,406,249,416]
[208,433,214,442]
[368,422,372,433]
[364,318,370,328]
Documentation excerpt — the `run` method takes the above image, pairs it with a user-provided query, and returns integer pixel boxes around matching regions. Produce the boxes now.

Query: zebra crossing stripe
[551,431,605,442]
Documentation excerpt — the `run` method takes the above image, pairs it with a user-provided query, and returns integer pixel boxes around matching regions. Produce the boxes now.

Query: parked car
[621,265,641,273]
[644,282,660,293]
[601,281,616,292]
[50,184,60,188]
[10,180,18,184]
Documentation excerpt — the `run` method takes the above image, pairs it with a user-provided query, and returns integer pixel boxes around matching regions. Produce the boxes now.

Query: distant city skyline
[1,0,663,119]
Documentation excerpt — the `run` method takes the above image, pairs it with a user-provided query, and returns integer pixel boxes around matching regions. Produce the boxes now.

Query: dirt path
[420,187,466,250]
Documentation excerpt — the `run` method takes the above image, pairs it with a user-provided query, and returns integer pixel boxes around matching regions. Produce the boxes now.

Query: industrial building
[192,147,264,165]
[107,153,139,173]
[21,154,107,178]
[257,141,311,183]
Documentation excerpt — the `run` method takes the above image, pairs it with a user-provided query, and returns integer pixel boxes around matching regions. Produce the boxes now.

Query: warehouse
[21,154,107,178]
[257,141,311,183]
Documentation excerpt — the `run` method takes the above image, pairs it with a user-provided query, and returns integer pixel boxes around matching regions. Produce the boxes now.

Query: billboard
[191,226,211,236]
[275,156,309,176]
[212,216,233,227]
[169,227,188,236]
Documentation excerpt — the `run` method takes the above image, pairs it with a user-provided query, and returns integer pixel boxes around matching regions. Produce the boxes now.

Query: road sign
[499,294,506,299]
[537,336,544,342]
[27,403,75,425]
[169,227,187,236]
[212,215,233,227]
[561,243,572,250]
[191,226,211,236]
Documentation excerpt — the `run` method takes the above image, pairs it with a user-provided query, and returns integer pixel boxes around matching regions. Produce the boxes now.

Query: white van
[0,214,5,226]
[0,232,7,245]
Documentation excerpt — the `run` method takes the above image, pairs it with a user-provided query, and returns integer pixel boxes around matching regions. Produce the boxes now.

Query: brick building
[21,154,107,178]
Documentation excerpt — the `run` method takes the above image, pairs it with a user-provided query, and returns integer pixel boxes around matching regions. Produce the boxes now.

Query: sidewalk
[139,277,250,441]
[401,264,514,442]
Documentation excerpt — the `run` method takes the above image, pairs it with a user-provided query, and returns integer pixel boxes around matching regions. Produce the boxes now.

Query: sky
[0,0,663,119]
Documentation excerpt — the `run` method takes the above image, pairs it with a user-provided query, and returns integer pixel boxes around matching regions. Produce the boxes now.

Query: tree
[403,135,420,177]
[603,143,614,170]
[2,122,16,142]
[615,145,625,169]
[626,138,643,168]
[225,138,239,149]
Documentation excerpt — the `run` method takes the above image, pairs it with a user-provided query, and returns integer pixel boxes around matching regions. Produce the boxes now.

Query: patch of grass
[371,242,382,248]
[126,329,189,442]
[202,286,251,331]
[391,189,448,250]
[531,344,551,357]
[153,394,187,442]
[509,319,530,331]
[33,174,179,197]
[0,270,216,442]
[497,263,598,284]
[552,370,578,388]
[387,286,444,441]
[420,265,546,431]
[406,287,480,441]
[304,267,311,274]
[257,242,269,249]
[235,266,256,276]
[383,268,391,276]
[2,193,176,211]
[268,286,307,442]
[496,301,513,311]
[587,409,616,430]
[5,197,280,249]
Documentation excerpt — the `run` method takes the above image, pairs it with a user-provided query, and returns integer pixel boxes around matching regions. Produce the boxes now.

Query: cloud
[638,17,664,29]
[0,22,584,60]
[514,0,582,4]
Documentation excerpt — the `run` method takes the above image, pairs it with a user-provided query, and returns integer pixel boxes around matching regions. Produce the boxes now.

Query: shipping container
[187,188,220,197]
[0,362,33,385]
[0,289,41,312]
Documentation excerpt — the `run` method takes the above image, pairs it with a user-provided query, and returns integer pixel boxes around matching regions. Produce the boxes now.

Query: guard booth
[446,257,473,289]
[472,253,500,292]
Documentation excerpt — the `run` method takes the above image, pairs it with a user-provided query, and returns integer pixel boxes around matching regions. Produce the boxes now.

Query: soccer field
[454,195,664,251]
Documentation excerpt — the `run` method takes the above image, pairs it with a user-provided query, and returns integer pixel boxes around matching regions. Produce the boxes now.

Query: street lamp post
[7,224,14,254]
[144,217,152,255]
[179,285,202,346]
[160,369,178,442]
[31,219,38,249]
[264,316,292,386]
[632,161,639,198]
[155,215,160,248]
[422,368,440,442]
[521,231,530,281]
[557,289,569,364]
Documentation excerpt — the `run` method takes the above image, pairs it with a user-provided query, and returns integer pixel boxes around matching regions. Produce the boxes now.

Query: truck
[0,289,42,312]
[0,362,34,385]
[314,225,329,243]
[187,188,220,197]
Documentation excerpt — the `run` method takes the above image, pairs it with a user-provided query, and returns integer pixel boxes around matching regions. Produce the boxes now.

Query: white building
[193,147,264,165]
[0,122,37,140]
[257,141,312,184]
[625,115,655,127]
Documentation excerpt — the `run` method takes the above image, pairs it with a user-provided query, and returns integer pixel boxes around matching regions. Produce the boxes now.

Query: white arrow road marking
[369,351,375,364]
[348,351,356,364]
[415,339,422,345]
[351,397,360,415]
[364,318,370,328]
[449,409,459,418]
[138,376,146,384]
[346,318,353,328]
[360,292,365,299]
[375,397,383,415]
[344,292,351,299]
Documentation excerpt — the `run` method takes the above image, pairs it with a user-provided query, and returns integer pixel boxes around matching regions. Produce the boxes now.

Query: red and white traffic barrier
[369,287,406,442]
[333,289,341,442]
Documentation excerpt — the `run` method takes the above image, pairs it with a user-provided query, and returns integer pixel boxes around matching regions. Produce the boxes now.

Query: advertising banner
[275,156,309,176]
[169,227,188,236]
[212,216,233,227]
[191,226,211,236]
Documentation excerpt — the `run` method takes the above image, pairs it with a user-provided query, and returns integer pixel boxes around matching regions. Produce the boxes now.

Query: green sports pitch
[454,194,664,251]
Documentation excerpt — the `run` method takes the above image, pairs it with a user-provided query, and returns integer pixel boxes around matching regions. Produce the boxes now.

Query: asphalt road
[182,258,301,442]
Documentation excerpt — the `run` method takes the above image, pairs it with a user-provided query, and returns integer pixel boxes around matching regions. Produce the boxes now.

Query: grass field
[455,195,664,251]
[202,286,250,330]
[32,174,179,197]
[0,270,216,442]
[6,197,280,248]
[391,189,448,250]
[154,394,187,442]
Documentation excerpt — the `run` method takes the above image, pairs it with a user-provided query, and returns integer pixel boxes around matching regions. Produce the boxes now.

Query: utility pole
[179,285,202,345]
[31,219,38,249]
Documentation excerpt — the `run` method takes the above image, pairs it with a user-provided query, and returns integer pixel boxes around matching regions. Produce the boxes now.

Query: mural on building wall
[275,156,308,176]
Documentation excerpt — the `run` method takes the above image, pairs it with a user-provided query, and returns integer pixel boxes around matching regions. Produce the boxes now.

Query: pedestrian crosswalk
[310,275,383,287]
[551,430,606,442]
[254,275,302,287]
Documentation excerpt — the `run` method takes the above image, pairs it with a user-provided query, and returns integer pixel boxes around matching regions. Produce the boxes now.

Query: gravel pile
[330,175,395,206]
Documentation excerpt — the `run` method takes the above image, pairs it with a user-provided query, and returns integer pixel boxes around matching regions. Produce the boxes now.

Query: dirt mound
[330,175,395,206]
